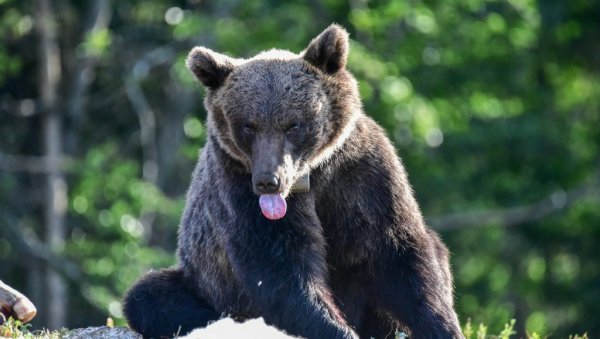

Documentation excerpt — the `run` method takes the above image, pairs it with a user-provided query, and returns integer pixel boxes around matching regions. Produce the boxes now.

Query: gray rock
[64,326,141,339]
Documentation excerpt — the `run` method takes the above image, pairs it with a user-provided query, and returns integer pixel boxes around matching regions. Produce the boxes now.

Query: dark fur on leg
[123,268,219,338]
[371,235,463,339]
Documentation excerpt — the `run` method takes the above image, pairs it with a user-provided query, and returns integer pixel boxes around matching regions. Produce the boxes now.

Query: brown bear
[123,24,463,339]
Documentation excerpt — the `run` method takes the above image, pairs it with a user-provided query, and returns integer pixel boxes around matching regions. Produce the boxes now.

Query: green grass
[461,318,589,339]
[0,318,64,339]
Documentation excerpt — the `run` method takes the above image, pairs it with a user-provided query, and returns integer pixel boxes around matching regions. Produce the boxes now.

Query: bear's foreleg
[371,230,464,339]
[123,268,220,338]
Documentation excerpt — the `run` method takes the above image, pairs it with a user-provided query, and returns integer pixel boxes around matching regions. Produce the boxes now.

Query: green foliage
[498,319,516,339]
[463,318,589,339]
[67,142,179,322]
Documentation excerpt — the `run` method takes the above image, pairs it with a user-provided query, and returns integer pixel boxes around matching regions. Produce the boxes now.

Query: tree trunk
[36,0,67,330]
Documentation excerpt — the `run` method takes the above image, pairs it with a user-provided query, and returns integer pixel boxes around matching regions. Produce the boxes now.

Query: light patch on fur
[180,317,297,339]
[305,111,359,172]
[215,140,251,170]
[252,49,298,61]
[206,117,252,170]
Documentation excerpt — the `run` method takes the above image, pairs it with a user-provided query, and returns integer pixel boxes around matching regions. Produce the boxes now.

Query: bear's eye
[286,123,300,134]
[243,124,255,135]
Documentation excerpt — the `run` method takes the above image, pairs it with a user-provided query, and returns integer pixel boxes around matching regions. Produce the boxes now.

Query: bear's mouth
[257,174,310,220]
[259,194,287,220]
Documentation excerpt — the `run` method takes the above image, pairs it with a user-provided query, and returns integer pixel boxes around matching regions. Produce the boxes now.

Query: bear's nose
[254,173,280,194]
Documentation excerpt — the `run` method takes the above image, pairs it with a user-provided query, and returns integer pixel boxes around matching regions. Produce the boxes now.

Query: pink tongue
[259,194,287,220]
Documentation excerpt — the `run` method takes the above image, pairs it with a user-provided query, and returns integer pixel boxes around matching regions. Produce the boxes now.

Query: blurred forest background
[0,0,598,337]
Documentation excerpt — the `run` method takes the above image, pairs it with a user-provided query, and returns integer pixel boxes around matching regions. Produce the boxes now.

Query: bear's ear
[186,47,235,89]
[302,24,349,74]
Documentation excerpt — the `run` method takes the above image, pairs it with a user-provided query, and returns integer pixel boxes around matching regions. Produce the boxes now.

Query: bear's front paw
[0,281,37,324]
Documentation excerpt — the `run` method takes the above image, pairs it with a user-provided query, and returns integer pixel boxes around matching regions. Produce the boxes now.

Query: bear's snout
[253,172,281,195]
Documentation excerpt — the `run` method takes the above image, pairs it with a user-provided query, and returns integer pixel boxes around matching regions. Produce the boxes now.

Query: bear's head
[186,24,360,216]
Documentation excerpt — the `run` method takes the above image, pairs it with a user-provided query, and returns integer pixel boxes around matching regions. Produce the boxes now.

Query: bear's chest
[315,197,374,267]
[312,168,393,267]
